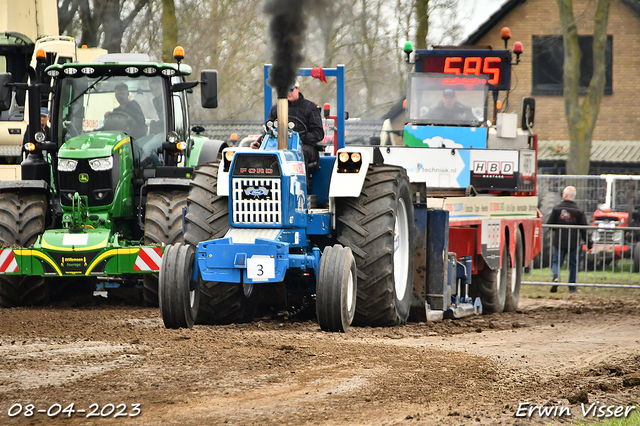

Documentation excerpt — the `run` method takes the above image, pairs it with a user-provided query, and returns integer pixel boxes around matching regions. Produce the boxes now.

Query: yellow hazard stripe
[14,249,62,276]
[85,248,139,276]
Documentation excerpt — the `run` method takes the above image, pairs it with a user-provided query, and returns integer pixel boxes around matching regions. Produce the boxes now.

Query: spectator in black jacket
[23,107,51,144]
[252,79,324,171]
[548,186,590,293]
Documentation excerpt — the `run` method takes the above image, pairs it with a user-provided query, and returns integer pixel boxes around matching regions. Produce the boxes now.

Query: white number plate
[246,255,275,281]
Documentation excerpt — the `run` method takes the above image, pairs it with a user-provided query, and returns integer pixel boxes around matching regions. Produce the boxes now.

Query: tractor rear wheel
[336,165,415,327]
[634,242,640,273]
[184,162,259,324]
[316,245,357,332]
[143,190,188,307]
[159,243,200,328]
[0,192,48,307]
[471,240,508,314]
[504,231,524,312]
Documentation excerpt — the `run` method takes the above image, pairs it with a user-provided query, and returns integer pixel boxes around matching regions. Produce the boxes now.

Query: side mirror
[200,70,218,109]
[0,73,13,111]
[520,97,535,130]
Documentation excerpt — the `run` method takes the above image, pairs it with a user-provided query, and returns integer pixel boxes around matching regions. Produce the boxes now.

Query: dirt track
[1,295,639,425]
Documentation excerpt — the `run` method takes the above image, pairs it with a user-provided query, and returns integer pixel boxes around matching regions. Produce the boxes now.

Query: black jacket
[429,100,475,122]
[266,93,324,146]
[548,199,588,250]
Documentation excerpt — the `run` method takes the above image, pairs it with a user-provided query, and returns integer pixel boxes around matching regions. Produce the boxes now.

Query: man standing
[548,186,590,293]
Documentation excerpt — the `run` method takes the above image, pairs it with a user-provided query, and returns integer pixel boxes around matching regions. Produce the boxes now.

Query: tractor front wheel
[159,243,200,329]
[316,245,357,332]
[143,190,188,307]
[0,192,48,307]
[184,162,259,324]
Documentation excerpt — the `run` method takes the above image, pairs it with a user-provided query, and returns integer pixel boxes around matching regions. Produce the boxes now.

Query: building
[462,0,640,173]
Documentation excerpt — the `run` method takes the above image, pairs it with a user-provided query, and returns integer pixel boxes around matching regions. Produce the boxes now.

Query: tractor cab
[48,62,194,177]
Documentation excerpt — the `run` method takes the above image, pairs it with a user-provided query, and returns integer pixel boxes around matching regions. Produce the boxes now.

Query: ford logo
[245,187,269,197]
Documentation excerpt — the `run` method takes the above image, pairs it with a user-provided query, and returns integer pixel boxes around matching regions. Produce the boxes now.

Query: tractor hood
[58,131,130,159]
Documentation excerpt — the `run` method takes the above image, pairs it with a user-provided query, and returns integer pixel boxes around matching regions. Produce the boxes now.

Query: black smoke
[264,0,326,98]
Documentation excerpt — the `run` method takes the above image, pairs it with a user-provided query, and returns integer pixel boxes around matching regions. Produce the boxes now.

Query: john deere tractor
[0,48,223,307]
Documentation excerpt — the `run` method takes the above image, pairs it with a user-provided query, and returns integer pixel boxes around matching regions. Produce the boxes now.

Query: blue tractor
[158,66,416,331]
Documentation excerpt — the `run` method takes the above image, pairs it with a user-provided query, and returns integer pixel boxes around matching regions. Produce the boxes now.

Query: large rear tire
[316,245,357,332]
[471,232,508,314]
[159,243,200,329]
[143,190,188,307]
[0,192,48,307]
[504,231,524,312]
[184,162,259,324]
[633,242,640,273]
[336,165,415,327]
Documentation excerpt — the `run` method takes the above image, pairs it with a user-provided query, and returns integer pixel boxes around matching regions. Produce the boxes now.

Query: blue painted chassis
[193,131,332,285]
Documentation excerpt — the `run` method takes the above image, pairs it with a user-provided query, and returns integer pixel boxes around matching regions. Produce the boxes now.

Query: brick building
[462,0,640,173]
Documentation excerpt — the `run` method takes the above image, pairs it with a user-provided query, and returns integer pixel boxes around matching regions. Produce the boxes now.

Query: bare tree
[161,0,178,62]
[58,0,150,52]
[416,0,428,49]
[557,0,610,175]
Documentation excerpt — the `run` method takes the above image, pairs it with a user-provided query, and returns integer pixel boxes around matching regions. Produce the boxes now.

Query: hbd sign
[473,161,514,175]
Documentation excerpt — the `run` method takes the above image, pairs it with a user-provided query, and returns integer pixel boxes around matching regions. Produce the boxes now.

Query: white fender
[328,148,371,198]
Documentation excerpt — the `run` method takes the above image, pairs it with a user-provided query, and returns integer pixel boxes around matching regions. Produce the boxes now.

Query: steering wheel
[289,116,309,143]
[103,111,130,132]
[63,120,80,138]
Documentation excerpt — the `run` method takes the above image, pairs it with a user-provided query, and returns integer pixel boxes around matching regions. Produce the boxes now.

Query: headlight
[350,152,361,162]
[592,232,600,243]
[167,131,179,144]
[224,151,235,162]
[88,156,113,171]
[338,152,349,163]
[58,158,78,172]
[612,231,622,242]
[34,131,46,143]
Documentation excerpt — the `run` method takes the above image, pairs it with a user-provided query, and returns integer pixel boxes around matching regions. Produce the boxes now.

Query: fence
[524,223,640,289]
[537,174,640,218]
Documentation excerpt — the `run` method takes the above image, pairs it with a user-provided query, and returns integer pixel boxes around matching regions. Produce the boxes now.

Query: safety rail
[524,224,640,289]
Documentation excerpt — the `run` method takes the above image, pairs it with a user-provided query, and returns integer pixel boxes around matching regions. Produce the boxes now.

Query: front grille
[232,178,281,225]
[58,158,118,207]
[594,228,623,245]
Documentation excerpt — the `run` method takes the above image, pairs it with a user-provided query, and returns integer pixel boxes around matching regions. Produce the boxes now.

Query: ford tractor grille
[232,178,281,225]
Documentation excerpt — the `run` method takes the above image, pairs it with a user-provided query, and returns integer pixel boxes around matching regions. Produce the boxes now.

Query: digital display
[416,50,512,90]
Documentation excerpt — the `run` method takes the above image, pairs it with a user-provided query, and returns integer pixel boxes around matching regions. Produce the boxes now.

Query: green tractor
[0,49,223,307]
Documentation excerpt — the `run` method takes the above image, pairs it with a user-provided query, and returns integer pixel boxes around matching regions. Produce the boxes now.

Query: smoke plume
[264,0,325,98]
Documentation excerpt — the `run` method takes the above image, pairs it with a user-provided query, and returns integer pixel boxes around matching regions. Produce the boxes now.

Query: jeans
[552,248,578,292]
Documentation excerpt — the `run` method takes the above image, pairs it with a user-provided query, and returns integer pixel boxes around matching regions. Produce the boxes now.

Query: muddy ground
[1,293,639,425]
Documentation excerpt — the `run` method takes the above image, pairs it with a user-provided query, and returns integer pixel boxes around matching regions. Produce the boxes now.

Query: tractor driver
[105,83,147,139]
[251,79,324,185]
[428,89,475,123]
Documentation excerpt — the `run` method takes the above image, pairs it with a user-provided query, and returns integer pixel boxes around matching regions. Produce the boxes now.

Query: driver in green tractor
[104,82,146,139]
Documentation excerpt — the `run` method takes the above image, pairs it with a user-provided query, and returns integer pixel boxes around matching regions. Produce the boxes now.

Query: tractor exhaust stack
[277,98,288,150]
